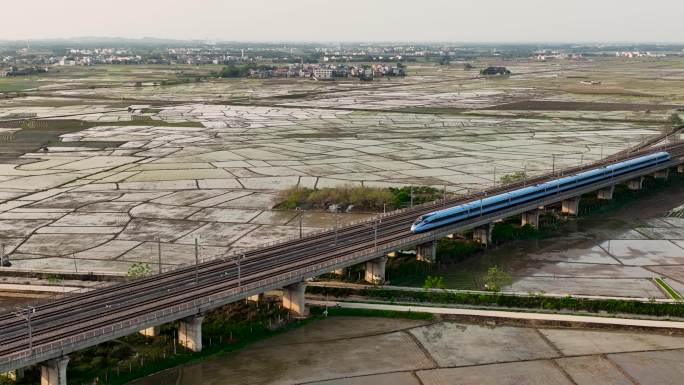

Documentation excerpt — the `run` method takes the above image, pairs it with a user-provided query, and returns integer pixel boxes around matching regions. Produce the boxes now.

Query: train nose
[410,223,418,232]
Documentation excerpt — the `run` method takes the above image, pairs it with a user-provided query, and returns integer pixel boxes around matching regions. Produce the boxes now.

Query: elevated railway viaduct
[2,141,684,384]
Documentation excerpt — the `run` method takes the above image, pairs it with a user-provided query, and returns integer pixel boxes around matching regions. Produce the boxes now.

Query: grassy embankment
[308,285,684,319]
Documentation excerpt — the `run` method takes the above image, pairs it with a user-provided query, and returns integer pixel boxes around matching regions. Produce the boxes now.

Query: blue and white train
[410,151,671,233]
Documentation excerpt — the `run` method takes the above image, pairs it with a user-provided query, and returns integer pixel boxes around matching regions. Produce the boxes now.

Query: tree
[500,171,526,185]
[669,113,682,127]
[482,266,512,292]
[127,262,152,278]
[439,57,451,66]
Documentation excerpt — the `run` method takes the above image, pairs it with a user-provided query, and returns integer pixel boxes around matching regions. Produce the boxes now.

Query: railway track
[1,141,683,361]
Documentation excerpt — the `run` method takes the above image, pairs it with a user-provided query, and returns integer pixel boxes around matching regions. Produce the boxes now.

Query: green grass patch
[654,277,682,300]
[0,78,40,93]
[14,118,203,131]
[140,108,163,114]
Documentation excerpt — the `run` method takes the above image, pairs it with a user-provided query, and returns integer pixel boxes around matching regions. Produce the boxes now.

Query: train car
[411,151,670,233]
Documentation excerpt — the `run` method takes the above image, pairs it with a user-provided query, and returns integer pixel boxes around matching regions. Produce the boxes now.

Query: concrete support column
[139,326,160,337]
[654,168,670,180]
[561,197,580,216]
[521,210,540,228]
[282,282,308,317]
[247,293,264,302]
[597,185,615,200]
[331,268,346,276]
[40,357,69,385]
[416,241,437,263]
[365,256,387,284]
[627,177,644,191]
[473,224,492,246]
[178,315,205,352]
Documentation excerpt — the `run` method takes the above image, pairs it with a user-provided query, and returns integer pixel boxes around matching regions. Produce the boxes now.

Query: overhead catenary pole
[194,238,199,284]
[374,220,378,250]
[297,207,303,239]
[157,238,162,275]
[410,186,414,208]
[236,254,243,288]
[334,211,338,246]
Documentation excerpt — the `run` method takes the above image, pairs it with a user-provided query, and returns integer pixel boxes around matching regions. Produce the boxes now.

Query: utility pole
[493,167,496,187]
[552,154,556,175]
[523,162,527,187]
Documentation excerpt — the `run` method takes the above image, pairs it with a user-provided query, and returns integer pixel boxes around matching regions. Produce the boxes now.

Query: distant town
[1,40,683,79]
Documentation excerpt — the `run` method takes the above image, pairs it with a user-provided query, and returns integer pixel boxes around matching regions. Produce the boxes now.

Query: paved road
[308,300,684,330]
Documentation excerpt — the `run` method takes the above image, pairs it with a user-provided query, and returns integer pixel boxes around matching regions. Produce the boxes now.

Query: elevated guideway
[1,141,683,383]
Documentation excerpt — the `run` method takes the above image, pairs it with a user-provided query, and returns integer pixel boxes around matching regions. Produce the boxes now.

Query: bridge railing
[0,231,434,369]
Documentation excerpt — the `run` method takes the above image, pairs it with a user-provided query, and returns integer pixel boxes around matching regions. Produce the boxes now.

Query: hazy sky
[3,0,683,43]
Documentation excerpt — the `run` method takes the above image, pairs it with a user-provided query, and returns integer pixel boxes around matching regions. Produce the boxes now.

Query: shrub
[423,275,445,289]
[482,266,512,292]
[127,262,152,278]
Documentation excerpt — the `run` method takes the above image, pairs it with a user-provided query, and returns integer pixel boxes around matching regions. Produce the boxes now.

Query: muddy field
[485,100,683,111]
[128,316,684,385]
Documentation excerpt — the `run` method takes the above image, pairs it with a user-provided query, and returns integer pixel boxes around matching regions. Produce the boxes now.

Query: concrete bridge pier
[521,210,540,228]
[282,281,308,317]
[473,224,492,246]
[331,268,346,276]
[561,197,580,216]
[40,357,69,385]
[139,326,160,337]
[247,293,264,302]
[416,241,437,263]
[178,315,205,352]
[627,177,644,191]
[654,168,670,180]
[597,185,615,200]
[365,256,387,284]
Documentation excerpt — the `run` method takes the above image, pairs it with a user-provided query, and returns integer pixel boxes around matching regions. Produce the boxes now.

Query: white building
[313,68,333,80]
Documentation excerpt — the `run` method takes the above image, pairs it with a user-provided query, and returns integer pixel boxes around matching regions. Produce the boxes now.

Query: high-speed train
[410,151,670,233]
